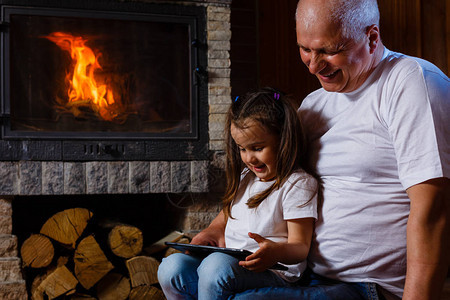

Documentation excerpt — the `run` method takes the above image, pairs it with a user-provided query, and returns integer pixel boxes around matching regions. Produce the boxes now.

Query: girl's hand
[239,219,314,271]
[190,210,226,247]
[190,228,224,246]
[238,232,279,272]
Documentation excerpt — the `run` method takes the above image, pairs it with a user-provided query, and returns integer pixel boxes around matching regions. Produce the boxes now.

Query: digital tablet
[165,242,288,270]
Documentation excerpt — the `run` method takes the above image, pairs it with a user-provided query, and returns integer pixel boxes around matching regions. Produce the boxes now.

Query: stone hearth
[0,0,231,298]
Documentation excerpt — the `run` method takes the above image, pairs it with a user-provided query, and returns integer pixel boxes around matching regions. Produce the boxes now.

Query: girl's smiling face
[230,119,279,182]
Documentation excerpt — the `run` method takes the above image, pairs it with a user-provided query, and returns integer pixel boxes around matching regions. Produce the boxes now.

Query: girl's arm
[239,218,314,272]
[190,210,227,247]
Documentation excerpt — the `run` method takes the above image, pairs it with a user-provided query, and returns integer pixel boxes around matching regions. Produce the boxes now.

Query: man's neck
[372,43,386,69]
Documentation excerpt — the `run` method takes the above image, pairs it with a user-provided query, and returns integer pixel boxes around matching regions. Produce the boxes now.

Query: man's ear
[366,24,380,54]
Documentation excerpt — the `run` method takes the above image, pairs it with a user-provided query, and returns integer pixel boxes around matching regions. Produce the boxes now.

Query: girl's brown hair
[223,87,309,219]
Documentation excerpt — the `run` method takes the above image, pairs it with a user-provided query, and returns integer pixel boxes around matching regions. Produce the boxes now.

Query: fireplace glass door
[2,6,199,139]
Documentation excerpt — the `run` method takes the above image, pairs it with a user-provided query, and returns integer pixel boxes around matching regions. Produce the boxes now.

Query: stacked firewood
[20,207,187,300]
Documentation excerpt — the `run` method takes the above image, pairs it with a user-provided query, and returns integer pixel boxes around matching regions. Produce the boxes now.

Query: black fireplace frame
[0,0,209,161]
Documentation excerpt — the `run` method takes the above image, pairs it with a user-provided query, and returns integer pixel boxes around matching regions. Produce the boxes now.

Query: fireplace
[0,0,231,298]
[1,0,210,161]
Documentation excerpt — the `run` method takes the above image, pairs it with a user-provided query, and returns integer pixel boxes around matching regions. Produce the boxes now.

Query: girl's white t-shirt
[225,169,318,282]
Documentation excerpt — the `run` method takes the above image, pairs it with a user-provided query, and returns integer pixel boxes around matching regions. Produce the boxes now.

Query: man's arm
[403,177,450,300]
[190,209,227,247]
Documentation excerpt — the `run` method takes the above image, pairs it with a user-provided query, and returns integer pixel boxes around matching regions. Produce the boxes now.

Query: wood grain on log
[39,265,78,299]
[129,285,165,300]
[40,208,93,248]
[31,273,47,300]
[74,235,114,289]
[96,272,131,300]
[125,256,160,287]
[21,234,54,268]
[108,224,143,259]
[68,294,97,300]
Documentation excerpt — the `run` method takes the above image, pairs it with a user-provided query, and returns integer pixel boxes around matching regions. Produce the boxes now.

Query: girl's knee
[198,252,240,284]
[197,253,243,297]
[158,253,201,298]
[159,253,184,272]
[158,253,193,284]
[158,253,181,284]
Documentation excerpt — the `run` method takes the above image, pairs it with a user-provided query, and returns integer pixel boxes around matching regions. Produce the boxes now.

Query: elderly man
[234,0,449,299]
[160,0,448,299]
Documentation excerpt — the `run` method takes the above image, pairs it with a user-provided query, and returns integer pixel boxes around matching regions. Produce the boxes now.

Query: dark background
[230,0,449,105]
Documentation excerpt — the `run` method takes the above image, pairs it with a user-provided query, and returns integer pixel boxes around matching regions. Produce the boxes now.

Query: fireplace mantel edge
[0,160,213,195]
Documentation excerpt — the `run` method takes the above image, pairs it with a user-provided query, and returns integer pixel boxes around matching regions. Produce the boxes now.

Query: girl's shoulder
[283,169,318,191]
[288,168,316,179]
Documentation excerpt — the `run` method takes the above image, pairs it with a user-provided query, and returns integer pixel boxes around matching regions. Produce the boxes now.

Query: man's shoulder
[378,50,449,101]
[382,50,447,80]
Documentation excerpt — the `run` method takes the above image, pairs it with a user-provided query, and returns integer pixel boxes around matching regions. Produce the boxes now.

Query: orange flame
[44,32,122,121]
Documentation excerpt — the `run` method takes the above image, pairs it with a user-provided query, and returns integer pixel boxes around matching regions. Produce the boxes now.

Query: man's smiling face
[296,11,374,93]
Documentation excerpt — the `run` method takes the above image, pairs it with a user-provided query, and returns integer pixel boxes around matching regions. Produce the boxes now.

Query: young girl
[157,87,318,299]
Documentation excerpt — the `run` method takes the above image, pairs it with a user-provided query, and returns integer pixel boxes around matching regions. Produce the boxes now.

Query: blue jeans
[158,252,385,300]
[231,268,386,300]
[157,252,293,300]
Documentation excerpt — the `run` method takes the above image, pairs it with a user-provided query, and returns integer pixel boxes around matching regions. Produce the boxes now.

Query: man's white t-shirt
[225,169,318,282]
[299,48,449,298]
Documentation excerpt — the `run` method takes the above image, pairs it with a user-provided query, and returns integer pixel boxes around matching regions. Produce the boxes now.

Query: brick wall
[0,198,27,299]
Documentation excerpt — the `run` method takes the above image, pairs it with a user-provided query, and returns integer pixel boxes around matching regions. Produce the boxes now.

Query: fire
[44,32,122,121]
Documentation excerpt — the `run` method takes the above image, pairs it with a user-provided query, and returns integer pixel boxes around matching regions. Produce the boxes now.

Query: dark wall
[230,0,449,105]
[230,0,259,99]
[230,0,319,105]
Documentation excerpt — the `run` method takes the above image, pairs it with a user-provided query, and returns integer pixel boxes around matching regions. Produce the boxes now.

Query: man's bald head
[296,0,380,41]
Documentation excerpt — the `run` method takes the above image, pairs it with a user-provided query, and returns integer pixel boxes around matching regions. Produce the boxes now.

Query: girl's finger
[248,232,266,243]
